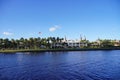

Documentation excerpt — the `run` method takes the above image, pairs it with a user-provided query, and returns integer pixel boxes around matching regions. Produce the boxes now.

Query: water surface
[0,50,120,80]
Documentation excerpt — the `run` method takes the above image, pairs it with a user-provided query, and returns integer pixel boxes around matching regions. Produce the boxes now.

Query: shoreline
[0,48,120,53]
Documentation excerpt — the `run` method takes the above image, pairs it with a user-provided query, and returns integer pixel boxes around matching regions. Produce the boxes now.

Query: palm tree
[11,39,17,49]
[0,39,3,49]
[37,37,41,48]
[33,38,38,49]
[19,37,25,49]
[46,37,51,48]
[29,37,34,49]
[51,37,56,48]
[16,39,20,49]
[56,37,60,43]
[24,38,29,49]
[4,38,10,49]
[101,39,113,48]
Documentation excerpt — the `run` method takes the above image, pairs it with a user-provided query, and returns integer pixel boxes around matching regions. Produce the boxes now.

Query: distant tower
[84,35,86,41]
[80,34,82,41]
[64,36,67,42]
[98,37,100,40]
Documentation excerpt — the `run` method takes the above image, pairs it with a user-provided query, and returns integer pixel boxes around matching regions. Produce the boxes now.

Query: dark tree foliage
[0,37,64,50]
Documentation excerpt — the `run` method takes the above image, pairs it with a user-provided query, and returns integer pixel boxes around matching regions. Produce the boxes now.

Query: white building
[64,40,87,48]
[62,36,88,48]
[113,40,120,46]
[50,36,88,48]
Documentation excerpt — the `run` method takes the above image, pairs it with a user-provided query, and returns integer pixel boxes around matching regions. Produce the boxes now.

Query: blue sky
[0,0,120,41]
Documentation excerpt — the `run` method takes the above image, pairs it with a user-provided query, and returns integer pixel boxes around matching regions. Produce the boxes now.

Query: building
[50,36,88,48]
[114,40,120,47]
[65,40,87,48]
[62,36,88,48]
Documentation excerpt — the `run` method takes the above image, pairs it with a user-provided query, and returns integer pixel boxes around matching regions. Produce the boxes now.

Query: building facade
[62,36,88,48]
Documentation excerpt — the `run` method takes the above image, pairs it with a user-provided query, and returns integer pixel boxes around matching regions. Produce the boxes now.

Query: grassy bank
[0,48,120,53]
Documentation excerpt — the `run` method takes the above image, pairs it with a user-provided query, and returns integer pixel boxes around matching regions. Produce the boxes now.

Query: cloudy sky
[0,0,120,41]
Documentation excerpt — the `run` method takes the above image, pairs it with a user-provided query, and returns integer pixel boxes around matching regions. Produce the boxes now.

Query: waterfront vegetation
[0,37,120,53]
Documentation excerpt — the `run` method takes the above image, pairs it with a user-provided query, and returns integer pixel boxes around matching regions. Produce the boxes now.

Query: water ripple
[0,51,120,80]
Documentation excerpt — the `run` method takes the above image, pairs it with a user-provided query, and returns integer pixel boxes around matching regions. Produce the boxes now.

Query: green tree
[101,39,113,48]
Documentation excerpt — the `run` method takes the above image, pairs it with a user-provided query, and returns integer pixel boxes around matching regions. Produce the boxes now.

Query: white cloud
[49,25,61,32]
[3,32,13,36]
[49,27,56,32]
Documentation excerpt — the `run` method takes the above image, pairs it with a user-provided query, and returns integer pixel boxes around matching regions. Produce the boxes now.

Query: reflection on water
[0,50,120,80]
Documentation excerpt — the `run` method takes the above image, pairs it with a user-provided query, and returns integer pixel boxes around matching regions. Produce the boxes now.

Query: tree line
[0,37,64,50]
[0,37,120,50]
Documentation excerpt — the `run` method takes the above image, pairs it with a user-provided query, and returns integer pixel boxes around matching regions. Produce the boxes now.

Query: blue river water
[0,50,120,80]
